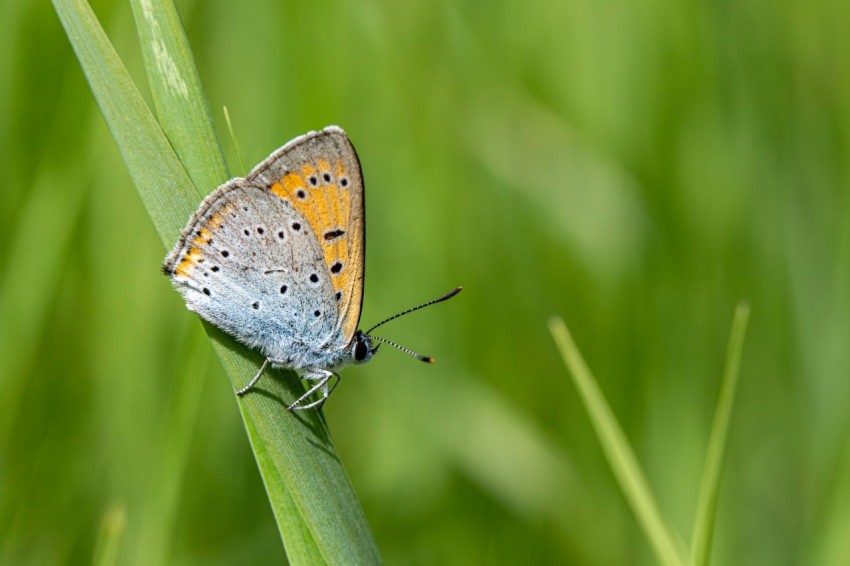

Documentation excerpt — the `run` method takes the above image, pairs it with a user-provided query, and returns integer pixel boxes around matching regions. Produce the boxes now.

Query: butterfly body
[164,126,458,410]
[163,127,374,406]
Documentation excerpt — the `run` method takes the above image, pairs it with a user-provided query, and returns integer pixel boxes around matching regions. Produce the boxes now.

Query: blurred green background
[2,0,850,563]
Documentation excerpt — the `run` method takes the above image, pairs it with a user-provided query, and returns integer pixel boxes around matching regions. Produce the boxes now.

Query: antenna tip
[443,286,463,300]
[421,356,435,363]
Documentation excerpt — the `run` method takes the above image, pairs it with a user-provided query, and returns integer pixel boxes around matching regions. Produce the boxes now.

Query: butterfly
[162,126,460,410]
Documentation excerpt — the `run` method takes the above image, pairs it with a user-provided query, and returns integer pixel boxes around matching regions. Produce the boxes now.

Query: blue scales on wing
[162,181,339,369]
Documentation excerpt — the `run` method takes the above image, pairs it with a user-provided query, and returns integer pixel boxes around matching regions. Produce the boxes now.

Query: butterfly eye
[354,340,368,361]
[350,331,374,363]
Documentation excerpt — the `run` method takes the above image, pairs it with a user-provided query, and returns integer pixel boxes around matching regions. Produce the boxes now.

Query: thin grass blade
[52,0,196,246]
[129,0,228,189]
[223,106,247,175]
[548,317,686,566]
[690,303,751,566]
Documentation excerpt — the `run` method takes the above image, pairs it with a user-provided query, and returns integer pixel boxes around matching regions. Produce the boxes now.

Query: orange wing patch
[269,160,354,311]
[192,227,212,247]
[173,203,238,278]
[207,213,224,230]
[175,247,203,277]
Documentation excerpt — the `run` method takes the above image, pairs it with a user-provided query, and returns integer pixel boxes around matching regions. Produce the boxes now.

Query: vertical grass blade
[53,1,381,563]
[129,0,229,189]
[690,303,751,566]
[52,0,196,246]
[223,106,247,175]
[548,317,686,566]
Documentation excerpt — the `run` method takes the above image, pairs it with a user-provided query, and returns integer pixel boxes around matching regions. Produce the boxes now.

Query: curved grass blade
[690,302,750,566]
[129,0,229,190]
[53,0,196,246]
[548,317,686,566]
[53,1,381,563]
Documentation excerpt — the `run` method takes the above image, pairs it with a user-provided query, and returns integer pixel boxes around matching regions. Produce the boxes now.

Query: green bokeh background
[3,0,850,564]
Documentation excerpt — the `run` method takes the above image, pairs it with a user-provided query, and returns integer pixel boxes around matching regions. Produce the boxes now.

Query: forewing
[248,126,365,347]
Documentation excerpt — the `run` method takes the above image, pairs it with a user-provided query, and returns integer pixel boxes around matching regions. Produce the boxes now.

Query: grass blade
[223,106,247,175]
[52,0,197,246]
[690,302,751,566]
[548,317,686,566]
[53,1,381,563]
[129,0,229,189]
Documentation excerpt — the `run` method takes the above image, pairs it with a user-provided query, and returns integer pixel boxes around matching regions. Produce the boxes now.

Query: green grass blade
[223,106,247,175]
[548,317,686,566]
[129,0,229,189]
[53,1,381,563]
[243,411,327,565]
[52,0,196,246]
[690,303,751,566]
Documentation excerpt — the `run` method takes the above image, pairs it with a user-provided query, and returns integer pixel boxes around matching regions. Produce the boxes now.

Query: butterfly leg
[287,369,341,411]
[236,357,288,397]
[306,370,342,408]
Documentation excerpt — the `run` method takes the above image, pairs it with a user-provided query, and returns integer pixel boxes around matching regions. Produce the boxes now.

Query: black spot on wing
[323,228,345,241]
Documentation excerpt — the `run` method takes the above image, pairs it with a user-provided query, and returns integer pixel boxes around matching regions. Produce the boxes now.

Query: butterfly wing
[162,179,339,365]
[164,126,364,365]
[248,126,365,348]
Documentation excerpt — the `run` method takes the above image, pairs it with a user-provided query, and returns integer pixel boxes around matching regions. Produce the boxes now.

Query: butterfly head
[351,330,378,364]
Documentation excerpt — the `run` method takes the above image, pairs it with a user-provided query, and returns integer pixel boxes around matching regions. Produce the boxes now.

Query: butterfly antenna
[366,335,434,363]
[364,286,463,335]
